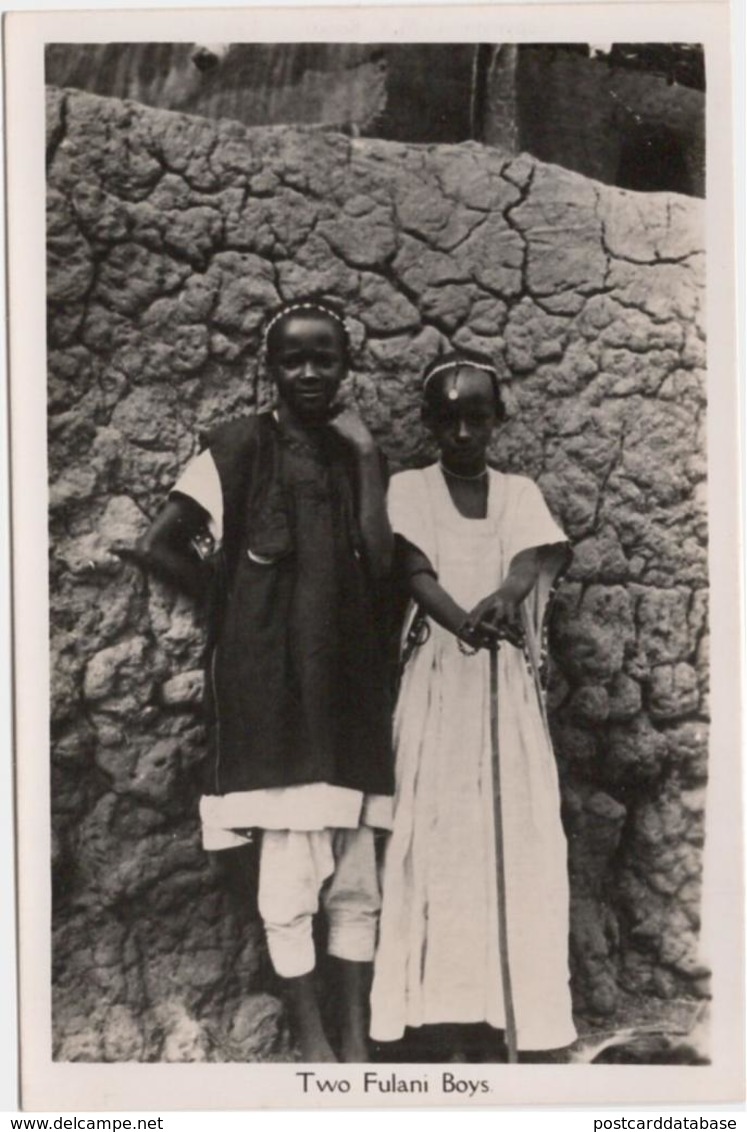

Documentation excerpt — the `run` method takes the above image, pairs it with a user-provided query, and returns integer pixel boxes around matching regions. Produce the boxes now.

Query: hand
[463,590,524,649]
[456,619,500,652]
[72,546,130,577]
[327,408,376,455]
[112,545,153,571]
[111,546,139,564]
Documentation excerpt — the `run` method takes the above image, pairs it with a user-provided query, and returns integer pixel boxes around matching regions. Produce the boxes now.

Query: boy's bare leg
[282,972,337,1062]
[336,958,372,1063]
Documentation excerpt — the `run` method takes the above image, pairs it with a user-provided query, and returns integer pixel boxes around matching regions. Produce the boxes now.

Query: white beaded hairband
[424,359,499,398]
[263,302,349,346]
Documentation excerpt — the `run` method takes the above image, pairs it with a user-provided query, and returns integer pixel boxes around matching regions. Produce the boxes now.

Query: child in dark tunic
[130,300,393,1062]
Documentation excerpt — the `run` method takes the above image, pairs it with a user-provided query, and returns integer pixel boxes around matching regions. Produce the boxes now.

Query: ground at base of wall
[47,86,708,1070]
[569,994,708,1064]
[366,996,706,1065]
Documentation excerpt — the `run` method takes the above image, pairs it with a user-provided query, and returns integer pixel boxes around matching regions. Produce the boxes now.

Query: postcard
[4,0,743,1111]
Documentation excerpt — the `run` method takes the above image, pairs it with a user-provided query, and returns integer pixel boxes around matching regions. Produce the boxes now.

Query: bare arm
[397,538,496,645]
[328,410,393,579]
[355,446,394,579]
[118,495,213,601]
[463,547,541,641]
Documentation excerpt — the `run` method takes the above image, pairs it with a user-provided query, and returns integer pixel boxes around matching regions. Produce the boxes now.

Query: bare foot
[335,958,372,1063]
[341,1035,369,1063]
[303,1037,339,1063]
[282,972,337,1063]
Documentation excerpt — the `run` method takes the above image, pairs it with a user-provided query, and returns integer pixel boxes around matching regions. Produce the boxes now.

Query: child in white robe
[370,351,576,1058]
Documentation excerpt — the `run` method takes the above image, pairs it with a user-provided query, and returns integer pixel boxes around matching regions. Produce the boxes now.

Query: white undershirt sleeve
[171,449,224,544]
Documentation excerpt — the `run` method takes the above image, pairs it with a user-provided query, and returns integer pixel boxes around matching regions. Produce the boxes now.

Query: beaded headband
[423,359,499,397]
[263,302,349,347]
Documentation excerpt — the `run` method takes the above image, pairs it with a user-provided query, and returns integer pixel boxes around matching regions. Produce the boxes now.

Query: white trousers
[258,827,381,978]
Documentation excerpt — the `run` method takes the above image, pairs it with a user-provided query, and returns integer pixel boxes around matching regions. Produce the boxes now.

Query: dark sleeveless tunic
[200,413,393,799]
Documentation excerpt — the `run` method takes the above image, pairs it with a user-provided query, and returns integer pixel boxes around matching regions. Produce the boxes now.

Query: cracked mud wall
[46,88,708,1060]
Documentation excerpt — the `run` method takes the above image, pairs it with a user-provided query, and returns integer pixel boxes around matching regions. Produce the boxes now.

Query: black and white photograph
[4,0,743,1112]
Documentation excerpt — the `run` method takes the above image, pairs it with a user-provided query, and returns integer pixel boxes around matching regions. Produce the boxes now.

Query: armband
[190,529,216,561]
[400,607,431,671]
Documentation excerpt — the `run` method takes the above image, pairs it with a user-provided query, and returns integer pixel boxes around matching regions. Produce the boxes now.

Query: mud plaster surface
[46,88,708,1061]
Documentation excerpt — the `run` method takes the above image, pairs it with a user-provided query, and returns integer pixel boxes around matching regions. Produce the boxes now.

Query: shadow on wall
[45,42,705,196]
[507,45,704,197]
[46,87,708,1062]
[616,124,694,195]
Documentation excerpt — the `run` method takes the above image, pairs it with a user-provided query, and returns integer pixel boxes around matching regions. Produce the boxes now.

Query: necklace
[439,461,488,482]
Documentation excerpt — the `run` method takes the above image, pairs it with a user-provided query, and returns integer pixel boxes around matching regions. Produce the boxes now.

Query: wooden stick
[490,644,518,1063]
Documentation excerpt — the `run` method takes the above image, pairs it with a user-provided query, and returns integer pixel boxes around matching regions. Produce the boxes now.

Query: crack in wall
[46,86,710,1060]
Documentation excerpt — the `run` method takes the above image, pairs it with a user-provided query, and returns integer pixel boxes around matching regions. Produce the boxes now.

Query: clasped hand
[458,590,525,650]
[327,407,376,455]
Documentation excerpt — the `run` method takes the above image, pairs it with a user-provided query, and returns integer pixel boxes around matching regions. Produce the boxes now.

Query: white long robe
[369,465,577,1051]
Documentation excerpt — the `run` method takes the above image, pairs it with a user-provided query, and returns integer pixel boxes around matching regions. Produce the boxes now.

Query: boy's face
[270,314,347,424]
[424,367,498,473]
